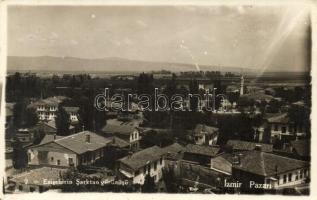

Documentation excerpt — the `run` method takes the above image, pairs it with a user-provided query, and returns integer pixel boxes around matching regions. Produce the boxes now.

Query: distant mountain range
[8,56,257,73]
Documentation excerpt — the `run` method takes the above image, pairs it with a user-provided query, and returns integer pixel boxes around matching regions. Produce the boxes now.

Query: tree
[162,167,178,193]
[142,174,156,193]
[13,100,27,128]
[55,105,70,136]
[189,79,199,112]
[12,138,28,169]
[25,108,39,127]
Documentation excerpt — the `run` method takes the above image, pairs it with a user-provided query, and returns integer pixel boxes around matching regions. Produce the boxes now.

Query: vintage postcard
[1,0,316,199]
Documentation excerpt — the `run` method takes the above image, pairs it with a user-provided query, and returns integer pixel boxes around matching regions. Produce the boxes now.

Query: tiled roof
[102,119,138,135]
[193,124,218,136]
[210,154,233,175]
[10,167,68,186]
[161,143,185,160]
[233,151,309,176]
[161,143,185,154]
[227,140,273,152]
[107,136,130,148]
[39,134,64,145]
[119,146,164,170]
[42,120,74,130]
[54,131,111,154]
[267,113,289,124]
[290,139,310,157]
[185,144,220,157]
[32,131,111,155]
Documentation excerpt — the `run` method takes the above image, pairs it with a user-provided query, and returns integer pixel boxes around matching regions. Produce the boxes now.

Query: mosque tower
[240,75,244,96]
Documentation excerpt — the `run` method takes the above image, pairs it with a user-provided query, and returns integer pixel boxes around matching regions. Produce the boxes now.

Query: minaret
[240,75,244,96]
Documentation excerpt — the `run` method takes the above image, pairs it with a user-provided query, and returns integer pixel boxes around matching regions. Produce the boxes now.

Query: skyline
[8,5,311,72]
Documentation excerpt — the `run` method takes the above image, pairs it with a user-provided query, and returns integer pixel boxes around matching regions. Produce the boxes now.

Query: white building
[117,146,165,185]
[27,131,111,168]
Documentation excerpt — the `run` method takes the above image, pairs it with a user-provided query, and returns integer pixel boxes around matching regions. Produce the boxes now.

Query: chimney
[85,134,90,143]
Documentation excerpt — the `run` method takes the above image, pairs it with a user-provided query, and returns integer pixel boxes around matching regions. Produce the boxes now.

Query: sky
[8,5,311,72]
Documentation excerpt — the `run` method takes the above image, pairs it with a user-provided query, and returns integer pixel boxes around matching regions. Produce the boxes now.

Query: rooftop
[233,151,309,177]
[102,119,139,135]
[31,131,111,155]
[39,134,64,145]
[267,113,290,124]
[107,136,130,148]
[185,144,220,157]
[227,140,273,152]
[119,146,165,170]
[193,124,218,136]
[290,139,310,157]
[10,167,68,186]
[161,143,185,160]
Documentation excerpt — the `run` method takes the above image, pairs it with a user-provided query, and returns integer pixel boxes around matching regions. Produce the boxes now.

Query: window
[304,169,308,177]
[300,170,303,179]
[282,127,287,133]
[68,158,74,165]
[274,125,278,131]
[57,160,61,166]
[135,170,140,175]
[160,158,163,165]
[283,175,287,183]
[18,185,23,191]
[288,173,292,182]
[154,175,157,181]
[154,161,157,170]
[51,157,54,162]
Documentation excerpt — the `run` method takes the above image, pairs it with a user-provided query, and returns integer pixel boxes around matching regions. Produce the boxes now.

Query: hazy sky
[8,5,311,71]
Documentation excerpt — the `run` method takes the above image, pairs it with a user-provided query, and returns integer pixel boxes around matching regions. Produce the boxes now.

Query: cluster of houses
[4,75,311,194]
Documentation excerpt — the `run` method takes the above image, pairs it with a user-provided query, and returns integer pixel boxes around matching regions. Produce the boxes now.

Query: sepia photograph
[2,0,315,198]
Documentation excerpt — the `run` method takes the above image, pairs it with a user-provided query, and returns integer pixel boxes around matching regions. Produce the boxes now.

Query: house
[265,113,306,140]
[161,143,185,166]
[117,146,165,185]
[27,131,111,167]
[226,140,273,153]
[192,124,219,146]
[183,144,220,167]
[232,151,310,193]
[8,167,68,193]
[210,153,235,176]
[63,106,79,123]
[102,119,140,150]
[28,96,67,121]
[34,120,75,135]
[15,128,33,145]
[289,139,310,161]
[277,139,311,161]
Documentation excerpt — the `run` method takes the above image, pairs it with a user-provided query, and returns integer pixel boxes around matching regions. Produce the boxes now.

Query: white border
[1,0,316,200]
